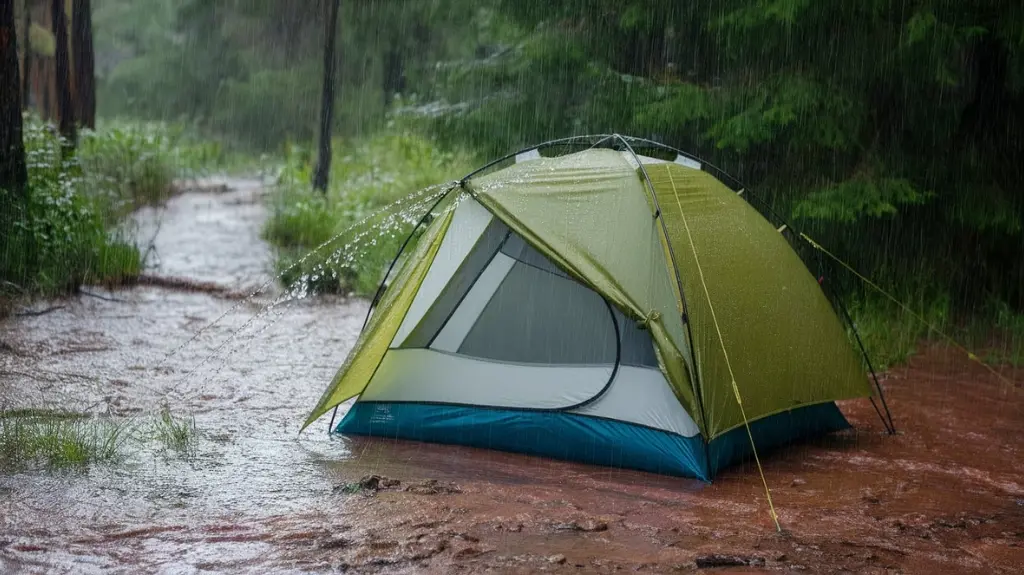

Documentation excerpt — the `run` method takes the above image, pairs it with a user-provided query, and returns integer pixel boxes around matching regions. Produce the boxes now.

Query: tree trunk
[382,48,405,107]
[1,0,28,196]
[21,0,31,109]
[51,0,74,146]
[312,0,341,193]
[71,0,94,128]
[1,0,29,269]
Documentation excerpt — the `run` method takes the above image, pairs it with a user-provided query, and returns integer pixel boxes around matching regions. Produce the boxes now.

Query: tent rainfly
[303,135,891,481]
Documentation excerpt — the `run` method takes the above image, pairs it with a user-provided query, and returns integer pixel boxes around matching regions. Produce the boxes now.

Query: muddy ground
[0,180,1021,574]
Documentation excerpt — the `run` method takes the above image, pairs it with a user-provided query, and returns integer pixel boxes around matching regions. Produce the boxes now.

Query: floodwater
[1,181,1022,574]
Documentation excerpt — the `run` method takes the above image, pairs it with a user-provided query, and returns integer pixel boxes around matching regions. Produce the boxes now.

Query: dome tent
[303,135,890,480]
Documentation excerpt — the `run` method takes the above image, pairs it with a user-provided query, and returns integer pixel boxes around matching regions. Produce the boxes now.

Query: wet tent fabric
[644,163,872,439]
[465,150,702,430]
[305,147,874,479]
[302,207,454,428]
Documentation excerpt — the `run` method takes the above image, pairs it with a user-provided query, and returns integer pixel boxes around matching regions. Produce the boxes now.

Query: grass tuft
[151,407,197,456]
[0,410,132,469]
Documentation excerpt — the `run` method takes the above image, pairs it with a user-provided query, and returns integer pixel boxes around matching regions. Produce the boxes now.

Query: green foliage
[151,407,197,456]
[0,407,205,469]
[794,173,932,223]
[1,116,222,307]
[846,290,951,370]
[264,130,472,296]
[0,410,131,469]
[1,117,140,297]
[983,301,1024,366]
[849,290,1024,370]
[78,120,223,222]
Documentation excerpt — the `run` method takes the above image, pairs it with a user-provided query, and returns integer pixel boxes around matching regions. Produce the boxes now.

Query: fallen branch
[15,305,66,317]
[135,274,251,299]
[79,290,126,303]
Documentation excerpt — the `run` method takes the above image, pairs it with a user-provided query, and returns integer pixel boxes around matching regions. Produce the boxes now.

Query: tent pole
[328,404,338,434]
[829,282,897,434]
[612,134,709,436]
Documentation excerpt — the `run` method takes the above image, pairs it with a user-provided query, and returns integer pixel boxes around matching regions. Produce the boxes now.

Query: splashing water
[160,181,461,408]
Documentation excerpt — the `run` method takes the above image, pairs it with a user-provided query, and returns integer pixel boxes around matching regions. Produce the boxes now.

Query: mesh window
[457,262,616,364]
[457,233,660,368]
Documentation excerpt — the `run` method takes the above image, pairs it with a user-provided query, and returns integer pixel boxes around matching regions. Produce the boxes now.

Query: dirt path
[1,180,1022,574]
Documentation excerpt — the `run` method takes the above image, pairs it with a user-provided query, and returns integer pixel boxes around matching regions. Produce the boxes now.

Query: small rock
[335,475,401,494]
[404,479,462,495]
[453,546,482,559]
[317,536,351,550]
[554,519,608,533]
[548,554,567,564]
[791,478,807,487]
[695,555,764,569]
[359,475,382,491]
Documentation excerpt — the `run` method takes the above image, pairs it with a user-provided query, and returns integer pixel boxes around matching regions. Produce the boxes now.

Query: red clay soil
[316,345,1023,573]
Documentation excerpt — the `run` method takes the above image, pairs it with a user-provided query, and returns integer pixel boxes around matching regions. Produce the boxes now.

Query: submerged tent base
[336,401,849,481]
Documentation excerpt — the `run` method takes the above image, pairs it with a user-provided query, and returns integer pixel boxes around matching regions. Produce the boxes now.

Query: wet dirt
[1,180,1022,574]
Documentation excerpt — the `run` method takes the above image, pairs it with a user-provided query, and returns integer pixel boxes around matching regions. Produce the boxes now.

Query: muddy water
[1,181,1023,574]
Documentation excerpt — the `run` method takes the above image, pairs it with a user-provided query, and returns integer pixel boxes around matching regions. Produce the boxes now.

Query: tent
[304,135,891,481]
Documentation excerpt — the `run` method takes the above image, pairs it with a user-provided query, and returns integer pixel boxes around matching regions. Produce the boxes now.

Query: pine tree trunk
[312,0,341,193]
[21,0,31,109]
[1,0,29,270]
[71,0,94,128]
[51,0,75,146]
[382,48,404,107]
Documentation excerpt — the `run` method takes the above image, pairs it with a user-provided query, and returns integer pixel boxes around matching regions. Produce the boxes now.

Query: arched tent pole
[610,135,706,421]
[331,134,620,433]
[329,133,896,437]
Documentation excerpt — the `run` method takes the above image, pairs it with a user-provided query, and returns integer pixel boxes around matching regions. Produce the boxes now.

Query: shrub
[78,120,224,222]
[1,116,221,308]
[264,130,473,296]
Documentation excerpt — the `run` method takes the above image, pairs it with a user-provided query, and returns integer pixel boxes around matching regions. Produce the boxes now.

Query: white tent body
[353,195,702,440]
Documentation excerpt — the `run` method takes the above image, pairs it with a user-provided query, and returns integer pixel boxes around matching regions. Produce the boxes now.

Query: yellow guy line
[799,233,1016,390]
[665,168,783,532]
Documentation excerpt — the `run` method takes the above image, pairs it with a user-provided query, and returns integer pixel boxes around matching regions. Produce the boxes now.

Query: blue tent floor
[336,401,850,481]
